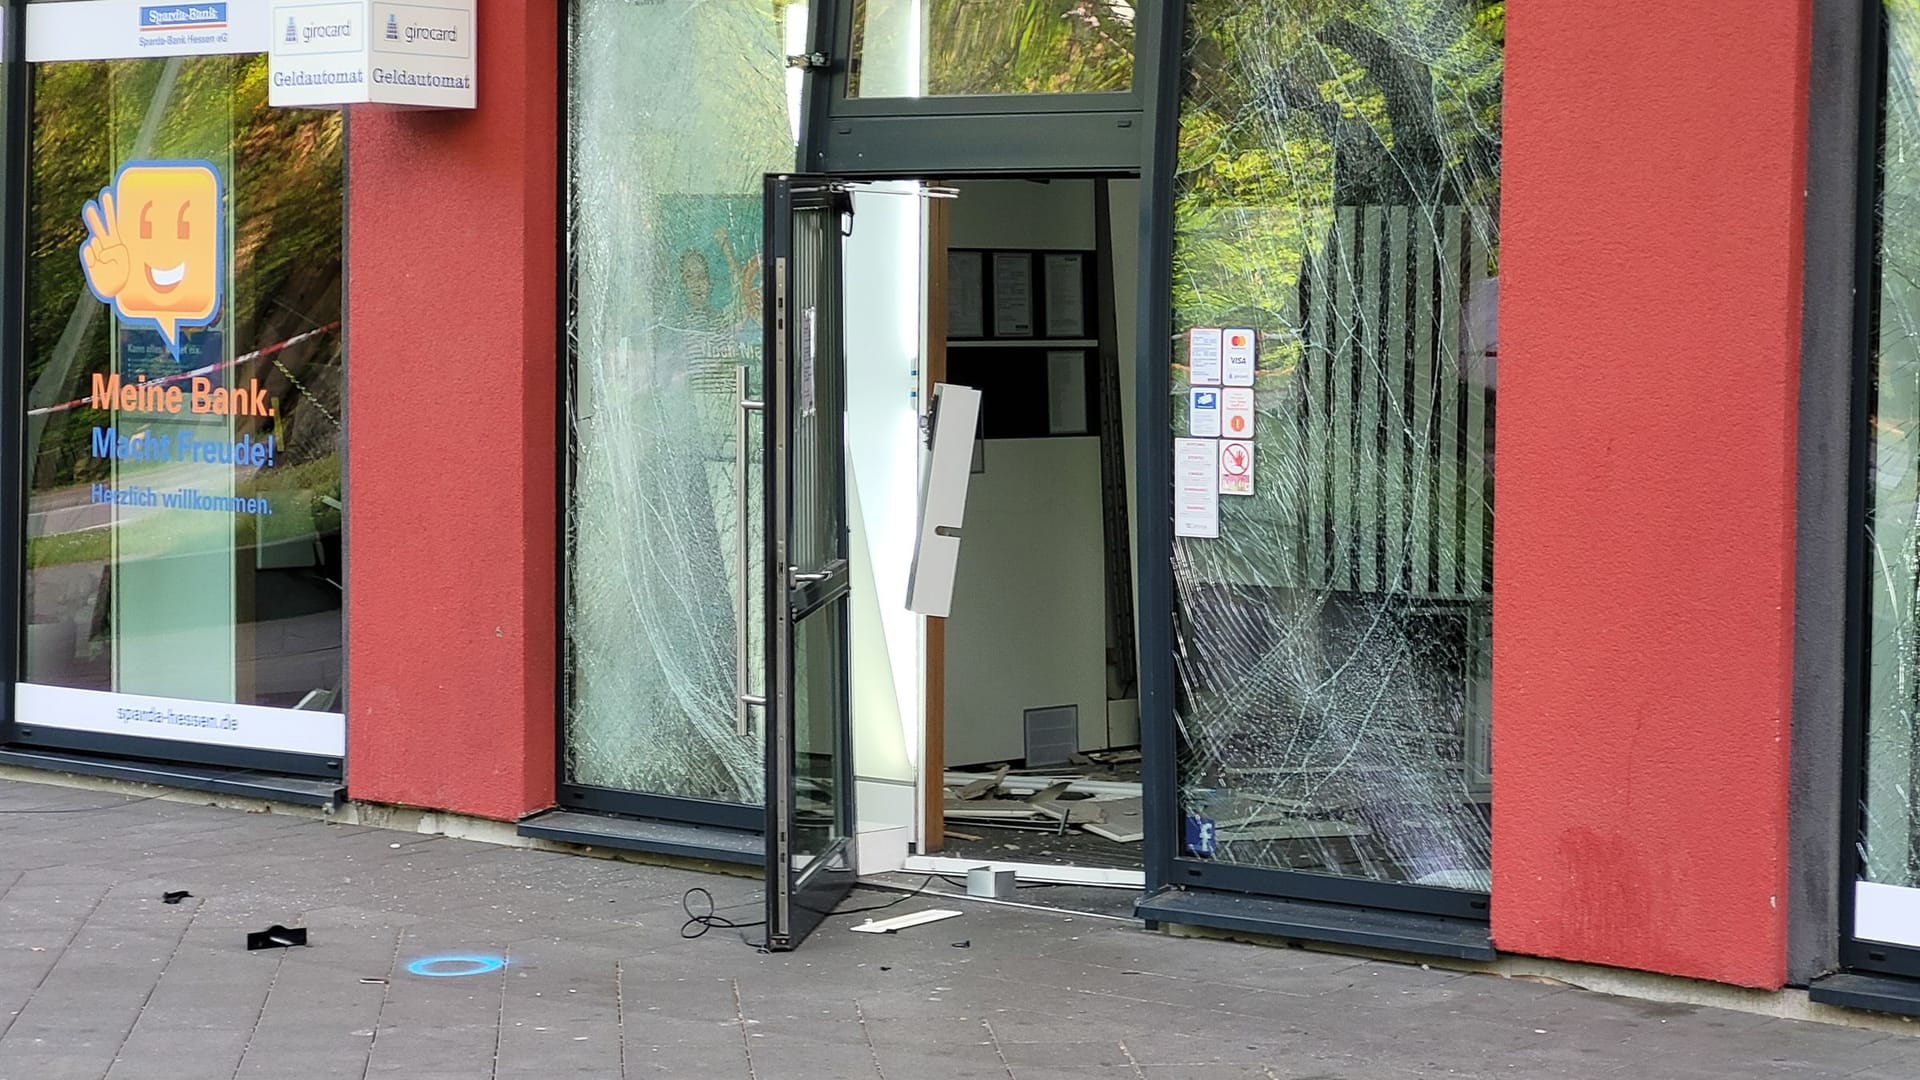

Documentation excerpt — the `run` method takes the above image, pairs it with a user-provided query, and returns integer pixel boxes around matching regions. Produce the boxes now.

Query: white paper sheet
[947,251,985,337]
[800,306,817,417]
[1047,351,1088,434]
[1043,253,1085,337]
[992,253,1034,337]
[1174,437,1219,538]
[1189,327,1223,385]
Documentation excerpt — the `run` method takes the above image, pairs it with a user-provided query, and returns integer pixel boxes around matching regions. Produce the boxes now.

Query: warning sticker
[1219,439,1253,497]
[1222,387,1254,439]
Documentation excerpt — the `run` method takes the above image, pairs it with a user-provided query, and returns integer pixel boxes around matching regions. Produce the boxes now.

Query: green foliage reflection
[1173,0,1502,335]
[851,0,1134,97]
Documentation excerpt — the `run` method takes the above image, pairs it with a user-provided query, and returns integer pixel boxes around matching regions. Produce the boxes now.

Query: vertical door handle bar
[736,364,765,737]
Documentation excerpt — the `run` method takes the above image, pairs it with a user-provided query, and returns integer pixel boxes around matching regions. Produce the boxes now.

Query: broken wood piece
[948,819,1071,833]
[1031,800,1107,826]
[1082,797,1144,843]
[944,771,1140,798]
[942,829,984,842]
[951,766,1008,801]
[1025,781,1073,804]
[943,795,1046,821]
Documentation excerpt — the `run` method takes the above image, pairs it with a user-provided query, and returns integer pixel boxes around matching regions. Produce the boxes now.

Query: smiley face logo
[79,160,223,358]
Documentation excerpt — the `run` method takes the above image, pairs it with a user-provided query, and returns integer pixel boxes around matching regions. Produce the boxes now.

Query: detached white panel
[907,383,981,617]
[15,682,345,758]
[1856,881,1920,949]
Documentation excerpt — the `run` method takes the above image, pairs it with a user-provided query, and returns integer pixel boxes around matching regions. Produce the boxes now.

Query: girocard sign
[268,0,476,109]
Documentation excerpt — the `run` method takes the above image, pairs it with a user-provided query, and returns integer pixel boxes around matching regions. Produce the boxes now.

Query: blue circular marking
[406,954,506,978]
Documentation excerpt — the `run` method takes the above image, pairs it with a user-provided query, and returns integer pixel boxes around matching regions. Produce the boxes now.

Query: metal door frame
[762,175,858,950]
[801,0,1156,176]
[1838,0,1920,982]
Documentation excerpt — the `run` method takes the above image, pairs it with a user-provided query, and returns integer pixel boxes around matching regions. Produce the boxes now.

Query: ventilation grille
[1023,705,1079,768]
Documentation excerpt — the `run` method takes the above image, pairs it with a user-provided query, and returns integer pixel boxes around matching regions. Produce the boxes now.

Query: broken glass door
[762,176,858,950]
[562,0,806,825]
[1166,0,1502,915]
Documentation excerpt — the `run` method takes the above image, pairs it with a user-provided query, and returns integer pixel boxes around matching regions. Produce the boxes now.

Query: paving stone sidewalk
[0,777,1916,1080]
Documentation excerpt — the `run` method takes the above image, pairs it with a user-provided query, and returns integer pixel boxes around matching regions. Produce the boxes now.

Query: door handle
[736,366,764,739]
[789,569,832,584]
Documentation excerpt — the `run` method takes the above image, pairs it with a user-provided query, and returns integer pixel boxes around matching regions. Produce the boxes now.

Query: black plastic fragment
[161,891,191,905]
[246,924,308,950]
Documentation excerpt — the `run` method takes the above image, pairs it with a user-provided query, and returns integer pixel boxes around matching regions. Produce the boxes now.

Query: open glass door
[762,175,857,950]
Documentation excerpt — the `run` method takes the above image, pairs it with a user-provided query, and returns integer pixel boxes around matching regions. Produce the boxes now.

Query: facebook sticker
[1184,815,1217,857]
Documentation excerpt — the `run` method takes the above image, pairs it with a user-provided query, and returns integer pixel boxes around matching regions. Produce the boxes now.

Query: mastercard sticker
[1222,328,1256,387]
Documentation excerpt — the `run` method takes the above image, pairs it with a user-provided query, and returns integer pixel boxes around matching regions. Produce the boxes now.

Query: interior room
[926,176,1144,874]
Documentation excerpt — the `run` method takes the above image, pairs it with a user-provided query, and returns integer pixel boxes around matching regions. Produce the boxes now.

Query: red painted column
[344,1,558,820]
[1492,4,1810,988]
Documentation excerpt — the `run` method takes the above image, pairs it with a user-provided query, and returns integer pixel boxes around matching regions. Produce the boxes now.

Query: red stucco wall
[1491,4,1810,988]
[344,1,559,820]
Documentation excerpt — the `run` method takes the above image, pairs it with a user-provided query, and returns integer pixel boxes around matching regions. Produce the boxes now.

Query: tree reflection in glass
[1169,1,1503,890]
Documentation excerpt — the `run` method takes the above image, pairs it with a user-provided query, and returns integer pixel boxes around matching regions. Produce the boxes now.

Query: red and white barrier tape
[25,320,342,418]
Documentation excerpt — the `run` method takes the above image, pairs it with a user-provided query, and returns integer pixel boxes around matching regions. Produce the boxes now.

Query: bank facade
[1,0,1917,1014]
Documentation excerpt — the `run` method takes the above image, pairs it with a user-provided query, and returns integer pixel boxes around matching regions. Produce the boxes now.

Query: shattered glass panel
[848,0,1134,97]
[1170,1,1501,889]
[564,0,801,804]
[1862,3,1920,895]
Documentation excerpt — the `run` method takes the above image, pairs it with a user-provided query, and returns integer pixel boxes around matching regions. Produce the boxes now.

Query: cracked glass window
[1170,0,1501,890]
[848,0,1134,97]
[1862,1,1920,923]
[565,0,802,804]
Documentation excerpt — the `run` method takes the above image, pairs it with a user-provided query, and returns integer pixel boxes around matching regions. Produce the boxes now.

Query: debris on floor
[848,909,964,934]
[943,761,1141,833]
[941,752,1373,851]
[245,924,308,950]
